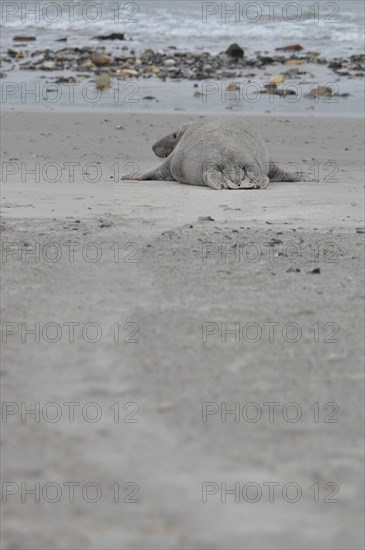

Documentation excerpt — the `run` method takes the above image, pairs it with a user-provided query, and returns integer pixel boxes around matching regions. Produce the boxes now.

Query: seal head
[152,123,190,158]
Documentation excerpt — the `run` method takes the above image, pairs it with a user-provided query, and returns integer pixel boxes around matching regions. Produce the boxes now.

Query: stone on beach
[95,73,111,91]
[225,43,244,59]
[226,82,240,91]
[92,53,112,67]
[83,60,95,70]
[306,85,333,99]
[269,74,285,84]
[163,59,176,67]
[193,91,207,98]
[1,41,364,88]
[120,69,139,77]
[41,61,56,70]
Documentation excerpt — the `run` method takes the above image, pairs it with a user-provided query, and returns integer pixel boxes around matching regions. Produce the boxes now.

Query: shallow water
[1,0,364,57]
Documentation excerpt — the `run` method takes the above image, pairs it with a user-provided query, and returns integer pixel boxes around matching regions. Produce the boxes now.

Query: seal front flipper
[268,160,303,182]
[133,157,175,182]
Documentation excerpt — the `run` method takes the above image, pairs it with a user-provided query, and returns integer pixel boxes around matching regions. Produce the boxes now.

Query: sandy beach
[1,108,364,549]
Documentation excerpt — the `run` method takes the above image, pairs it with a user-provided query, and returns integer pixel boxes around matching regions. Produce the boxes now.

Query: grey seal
[134,116,301,190]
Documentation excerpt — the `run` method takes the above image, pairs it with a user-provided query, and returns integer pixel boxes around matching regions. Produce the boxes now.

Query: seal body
[136,116,301,190]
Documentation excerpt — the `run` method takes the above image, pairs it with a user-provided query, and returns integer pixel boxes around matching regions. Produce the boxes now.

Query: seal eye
[173,133,177,139]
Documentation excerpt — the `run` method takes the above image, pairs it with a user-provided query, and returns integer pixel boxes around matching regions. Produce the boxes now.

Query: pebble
[121,68,138,76]
[2,40,363,86]
[41,61,56,70]
[226,43,244,59]
[95,73,111,91]
[92,53,112,67]
[269,74,285,84]
[163,59,176,67]
[227,82,240,91]
[306,85,333,98]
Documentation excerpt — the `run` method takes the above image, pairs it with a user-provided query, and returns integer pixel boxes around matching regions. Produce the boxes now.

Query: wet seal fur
[134,116,302,190]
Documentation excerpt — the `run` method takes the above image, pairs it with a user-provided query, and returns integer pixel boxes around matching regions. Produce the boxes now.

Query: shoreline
[2,104,363,119]
[2,42,364,116]
[1,80,363,117]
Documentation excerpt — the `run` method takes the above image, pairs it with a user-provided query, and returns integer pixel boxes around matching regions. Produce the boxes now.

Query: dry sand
[1,110,364,549]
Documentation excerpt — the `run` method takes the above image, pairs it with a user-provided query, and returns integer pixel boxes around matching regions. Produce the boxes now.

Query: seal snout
[152,142,168,159]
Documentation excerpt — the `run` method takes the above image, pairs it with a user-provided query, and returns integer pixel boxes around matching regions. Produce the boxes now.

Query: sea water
[1,0,364,114]
[1,0,364,57]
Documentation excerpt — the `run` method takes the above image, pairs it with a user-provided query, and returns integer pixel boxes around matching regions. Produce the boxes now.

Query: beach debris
[356,227,365,234]
[276,44,304,52]
[13,35,36,41]
[286,267,301,273]
[92,33,125,41]
[308,267,321,274]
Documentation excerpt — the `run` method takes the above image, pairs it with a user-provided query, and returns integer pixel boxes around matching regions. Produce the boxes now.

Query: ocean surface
[1,0,364,58]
